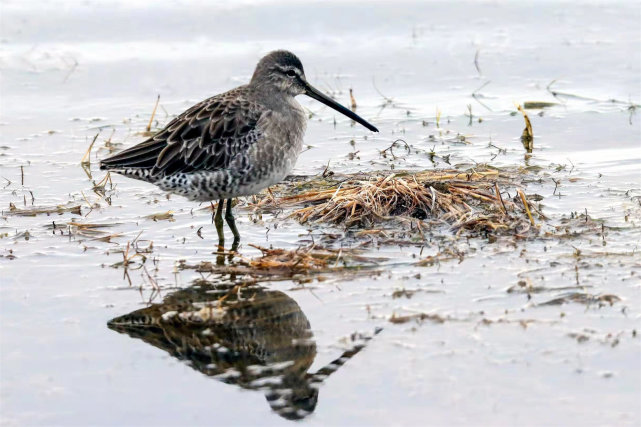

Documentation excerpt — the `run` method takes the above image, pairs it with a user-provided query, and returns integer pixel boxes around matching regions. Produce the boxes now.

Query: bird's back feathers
[100,86,264,178]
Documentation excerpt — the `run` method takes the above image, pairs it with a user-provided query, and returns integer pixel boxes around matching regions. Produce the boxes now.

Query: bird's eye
[285,69,297,77]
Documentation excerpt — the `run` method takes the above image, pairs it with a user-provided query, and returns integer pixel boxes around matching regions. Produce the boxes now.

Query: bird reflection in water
[108,280,379,420]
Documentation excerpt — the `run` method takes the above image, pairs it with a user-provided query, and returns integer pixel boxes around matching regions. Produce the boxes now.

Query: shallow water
[1,1,640,425]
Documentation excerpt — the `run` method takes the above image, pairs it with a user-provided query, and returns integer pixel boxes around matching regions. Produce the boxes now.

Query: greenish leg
[225,198,241,245]
[214,199,225,248]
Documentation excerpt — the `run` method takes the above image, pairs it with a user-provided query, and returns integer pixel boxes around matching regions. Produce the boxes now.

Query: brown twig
[146,95,160,132]
[518,189,535,226]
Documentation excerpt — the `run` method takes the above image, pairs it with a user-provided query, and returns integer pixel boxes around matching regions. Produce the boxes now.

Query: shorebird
[100,50,378,247]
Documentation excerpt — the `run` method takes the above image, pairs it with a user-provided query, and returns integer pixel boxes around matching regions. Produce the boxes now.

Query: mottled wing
[100,86,263,176]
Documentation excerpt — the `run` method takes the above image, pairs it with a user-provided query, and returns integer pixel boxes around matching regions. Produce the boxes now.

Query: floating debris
[178,243,384,281]
[538,292,621,307]
[506,280,591,295]
[523,101,558,109]
[66,221,117,239]
[145,210,175,222]
[389,312,448,324]
[248,244,341,271]
[568,332,591,343]
[391,288,443,299]
[5,202,82,217]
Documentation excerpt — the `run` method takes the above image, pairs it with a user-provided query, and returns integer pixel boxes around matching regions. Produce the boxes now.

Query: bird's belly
[233,166,291,197]
[157,155,296,202]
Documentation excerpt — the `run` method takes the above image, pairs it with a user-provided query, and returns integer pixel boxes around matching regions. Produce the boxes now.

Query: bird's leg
[225,198,241,245]
[214,199,225,249]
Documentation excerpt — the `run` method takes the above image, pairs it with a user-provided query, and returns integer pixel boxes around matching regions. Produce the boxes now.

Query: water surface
[1,1,640,425]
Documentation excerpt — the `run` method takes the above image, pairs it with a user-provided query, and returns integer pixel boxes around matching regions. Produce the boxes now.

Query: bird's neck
[252,84,298,113]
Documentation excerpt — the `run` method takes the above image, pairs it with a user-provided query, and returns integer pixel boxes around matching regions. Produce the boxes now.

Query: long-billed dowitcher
[100,50,378,246]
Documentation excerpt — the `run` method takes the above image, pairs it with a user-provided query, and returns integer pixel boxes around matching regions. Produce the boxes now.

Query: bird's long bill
[304,82,379,132]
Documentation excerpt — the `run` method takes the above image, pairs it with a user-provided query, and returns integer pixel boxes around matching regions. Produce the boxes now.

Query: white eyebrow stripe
[275,65,302,74]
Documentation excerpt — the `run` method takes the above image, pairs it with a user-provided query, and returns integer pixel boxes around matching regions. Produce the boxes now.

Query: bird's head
[251,50,378,132]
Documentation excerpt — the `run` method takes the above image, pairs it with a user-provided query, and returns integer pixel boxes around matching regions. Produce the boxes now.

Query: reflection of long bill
[303,81,379,132]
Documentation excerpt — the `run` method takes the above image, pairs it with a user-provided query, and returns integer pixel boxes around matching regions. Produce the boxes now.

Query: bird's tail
[100,138,165,171]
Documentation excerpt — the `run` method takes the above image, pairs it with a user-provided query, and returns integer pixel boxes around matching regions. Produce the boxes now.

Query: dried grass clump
[266,168,538,235]
[248,244,337,271]
[247,244,383,271]
[178,244,384,281]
